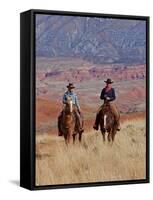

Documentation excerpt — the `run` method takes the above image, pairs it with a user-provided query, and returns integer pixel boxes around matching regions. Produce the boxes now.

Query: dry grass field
[36,118,146,186]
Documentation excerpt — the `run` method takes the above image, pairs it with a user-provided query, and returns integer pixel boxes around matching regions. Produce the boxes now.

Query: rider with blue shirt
[58,83,84,136]
[63,90,80,111]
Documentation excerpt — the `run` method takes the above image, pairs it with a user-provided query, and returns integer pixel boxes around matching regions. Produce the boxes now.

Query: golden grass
[35,119,146,186]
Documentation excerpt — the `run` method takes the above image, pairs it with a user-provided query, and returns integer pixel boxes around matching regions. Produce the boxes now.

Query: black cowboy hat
[104,78,114,84]
[67,83,75,89]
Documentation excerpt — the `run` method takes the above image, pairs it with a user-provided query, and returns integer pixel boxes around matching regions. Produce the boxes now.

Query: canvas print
[35,14,147,186]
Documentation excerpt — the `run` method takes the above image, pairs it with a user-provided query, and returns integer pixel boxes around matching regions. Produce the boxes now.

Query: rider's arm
[62,93,67,104]
[100,88,106,100]
[109,88,116,101]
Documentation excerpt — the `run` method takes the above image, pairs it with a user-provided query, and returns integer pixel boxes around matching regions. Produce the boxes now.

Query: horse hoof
[102,128,106,132]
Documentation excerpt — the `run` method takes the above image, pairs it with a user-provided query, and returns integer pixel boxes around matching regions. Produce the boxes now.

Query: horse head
[64,96,73,114]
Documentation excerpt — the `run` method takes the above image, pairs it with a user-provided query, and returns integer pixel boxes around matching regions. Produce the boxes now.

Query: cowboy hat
[67,83,75,89]
[104,78,114,84]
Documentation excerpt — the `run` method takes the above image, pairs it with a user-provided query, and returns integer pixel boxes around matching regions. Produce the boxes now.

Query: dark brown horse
[59,97,83,145]
[99,100,117,143]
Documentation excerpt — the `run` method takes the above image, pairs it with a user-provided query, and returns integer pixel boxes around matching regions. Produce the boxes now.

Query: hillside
[36,57,146,83]
[36,15,146,64]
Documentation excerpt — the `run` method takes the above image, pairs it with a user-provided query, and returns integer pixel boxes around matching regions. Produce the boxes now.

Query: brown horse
[99,100,117,143]
[59,97,83,145]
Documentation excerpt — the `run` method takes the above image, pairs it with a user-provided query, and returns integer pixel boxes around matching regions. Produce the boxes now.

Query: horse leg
[64,134,68,146]
[112,129,116,142]
[107,132,111,142]
[73,134,76,144]
[64,129,70,145]
[102,132,105,142]
[67,133,70,144]
[68,129,73,144]
[79,132,82,143]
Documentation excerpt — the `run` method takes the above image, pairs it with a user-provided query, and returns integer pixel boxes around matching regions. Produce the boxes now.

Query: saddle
[100,102,110,114]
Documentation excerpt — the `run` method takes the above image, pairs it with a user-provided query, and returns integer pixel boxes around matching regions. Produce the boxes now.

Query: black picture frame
[20,9,150,190]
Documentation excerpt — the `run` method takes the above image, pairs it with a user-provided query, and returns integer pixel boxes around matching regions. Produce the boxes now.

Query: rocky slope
[36,15,146,64]
[36,57,146,83]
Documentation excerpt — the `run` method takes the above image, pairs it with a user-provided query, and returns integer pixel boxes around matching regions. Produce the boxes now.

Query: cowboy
[58,83,84,136]
[93,78,121,131]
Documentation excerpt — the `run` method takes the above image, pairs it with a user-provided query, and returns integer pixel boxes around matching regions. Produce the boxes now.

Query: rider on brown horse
[93,79,121,131]
[58,83,84,136]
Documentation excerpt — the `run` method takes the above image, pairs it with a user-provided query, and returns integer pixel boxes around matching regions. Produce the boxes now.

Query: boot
[58,131,63,136]
[79,127,84,133]
[93,124,99,131]
[116,121,121,131]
